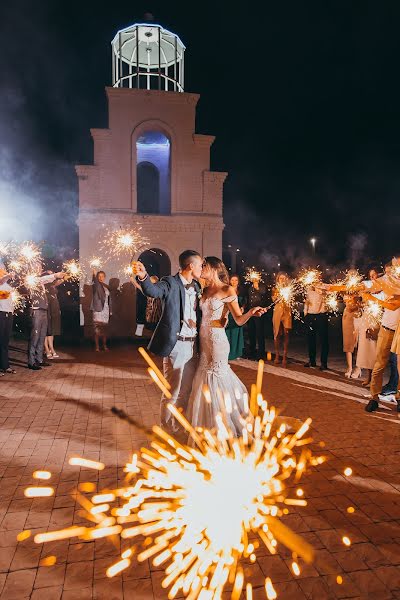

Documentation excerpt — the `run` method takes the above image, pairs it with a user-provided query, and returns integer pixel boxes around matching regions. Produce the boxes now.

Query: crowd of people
[0,252,399,417]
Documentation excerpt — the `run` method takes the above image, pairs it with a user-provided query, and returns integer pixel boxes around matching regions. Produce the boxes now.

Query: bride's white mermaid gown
[186,295,249,434]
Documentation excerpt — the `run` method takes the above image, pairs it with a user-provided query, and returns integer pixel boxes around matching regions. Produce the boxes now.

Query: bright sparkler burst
[245,267,262,284]
[23,273,42,294]
[18,242,42,269]
[89,256,102,269]
[102,226,148,259]
[298,268,321,288]
[364,299,383,328]
[63,259,83,282]
[325,293,339,314]
[340,269,363,292]
[20,356,332,599]
[10,289,25,311]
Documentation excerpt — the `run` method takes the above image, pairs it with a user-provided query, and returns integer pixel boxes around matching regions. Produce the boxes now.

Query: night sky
[1,1,400,271]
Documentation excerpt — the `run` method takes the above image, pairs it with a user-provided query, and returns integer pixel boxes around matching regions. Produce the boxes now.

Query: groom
[133,250,204,432]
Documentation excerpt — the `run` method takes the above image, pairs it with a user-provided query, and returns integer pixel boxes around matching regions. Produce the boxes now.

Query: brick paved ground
[0,342,399,599]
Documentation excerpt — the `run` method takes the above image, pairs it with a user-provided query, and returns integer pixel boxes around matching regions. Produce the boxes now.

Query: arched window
[137,162,160,214]
[136,131,171,214]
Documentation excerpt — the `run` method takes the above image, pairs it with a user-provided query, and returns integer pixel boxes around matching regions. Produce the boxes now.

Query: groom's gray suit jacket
[139,273,202,357]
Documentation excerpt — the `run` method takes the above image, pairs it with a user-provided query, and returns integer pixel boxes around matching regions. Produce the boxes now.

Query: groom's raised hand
[132,261,147,280]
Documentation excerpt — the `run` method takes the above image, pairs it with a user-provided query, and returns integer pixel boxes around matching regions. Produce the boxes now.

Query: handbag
[366,328,379,341]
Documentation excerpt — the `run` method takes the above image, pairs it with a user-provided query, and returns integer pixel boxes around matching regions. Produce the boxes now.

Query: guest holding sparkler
[351,268,380,383]
[0,265,15,376]
[28,271,66,370]
[303,276,329,371]
[320,269,363,377]
[272,272,292,367]
[91,269,112,352]
[363,291,400,412]
[44,278,63,359]
[246,275,267,360]
[226,274,246,360]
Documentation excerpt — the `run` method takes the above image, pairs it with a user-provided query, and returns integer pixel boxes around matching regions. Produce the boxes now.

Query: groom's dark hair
[179,250,201,270]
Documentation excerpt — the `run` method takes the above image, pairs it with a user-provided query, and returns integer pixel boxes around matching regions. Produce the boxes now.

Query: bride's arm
[227,295,265,326]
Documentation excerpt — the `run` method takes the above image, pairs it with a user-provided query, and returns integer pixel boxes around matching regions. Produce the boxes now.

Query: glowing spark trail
[18,242,42,269]
[325,293,339,315]
[63,260,83,282]
[298,268,321,288]
[101,226,148,259]
[363,300,383,328]
[245,267,262,284]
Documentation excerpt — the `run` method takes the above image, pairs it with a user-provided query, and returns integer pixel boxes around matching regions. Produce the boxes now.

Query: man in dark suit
[133,250,203,432]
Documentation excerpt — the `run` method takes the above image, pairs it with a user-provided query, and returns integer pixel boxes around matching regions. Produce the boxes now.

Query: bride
[187,257,265,435]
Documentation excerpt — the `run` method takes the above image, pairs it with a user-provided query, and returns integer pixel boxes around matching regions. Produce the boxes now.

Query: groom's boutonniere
[195,279,203,301]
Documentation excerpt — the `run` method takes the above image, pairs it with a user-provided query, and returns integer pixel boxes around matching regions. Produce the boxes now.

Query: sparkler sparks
[101,226,148,259]
[23,273,42,294]
[89,256,102,269]
[325,293,339,315]
[63,259,83,282]
[18,242,42,269]
[364,299,383,328]
[340,269,363,292]
[21,371,332,599]
[10,289,25,312]
[245,267,262,284]
[298,268,321,288]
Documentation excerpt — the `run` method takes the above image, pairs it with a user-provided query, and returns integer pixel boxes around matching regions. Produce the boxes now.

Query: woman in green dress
[226,274,246,360]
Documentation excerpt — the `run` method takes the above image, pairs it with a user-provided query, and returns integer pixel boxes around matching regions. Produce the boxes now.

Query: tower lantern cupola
[111,22,185,92]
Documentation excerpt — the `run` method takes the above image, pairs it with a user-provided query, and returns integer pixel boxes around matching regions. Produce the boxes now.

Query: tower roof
[111,23,185,91]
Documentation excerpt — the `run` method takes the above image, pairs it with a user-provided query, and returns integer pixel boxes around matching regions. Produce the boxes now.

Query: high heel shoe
[345,370,352,378]
[351,367,362,379]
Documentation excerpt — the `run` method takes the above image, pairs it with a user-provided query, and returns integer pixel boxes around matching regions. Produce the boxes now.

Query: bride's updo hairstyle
[204,256,230,284]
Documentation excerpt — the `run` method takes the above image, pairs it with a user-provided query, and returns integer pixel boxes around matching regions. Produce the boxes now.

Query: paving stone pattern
[0,344,399,599]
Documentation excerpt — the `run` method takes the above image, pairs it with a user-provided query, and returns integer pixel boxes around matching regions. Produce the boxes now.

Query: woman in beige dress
[272,272,293,368]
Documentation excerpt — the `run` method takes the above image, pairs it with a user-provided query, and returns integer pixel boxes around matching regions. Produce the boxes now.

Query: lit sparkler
[340,269,363,292]
[0,242,10,256]
[21,362,332,599]
[10,289,25,312]
[124,265,134,277]
[298,268,321,288]
[101,226,148,259]
[364,299,383,328]
[8,260,24,274]
[18,242,42,269]
[89,257,102,269]
[245,267,262,284]
[63,260,83,282]
[325,293,339,315]
[23,273,42,294]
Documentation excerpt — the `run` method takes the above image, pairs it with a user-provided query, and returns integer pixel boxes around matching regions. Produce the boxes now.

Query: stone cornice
[78,211,224,231]
[203,171,228,184]
[105,87,200,106]
[90,128,112,140]
[75,165,98,177]
[193,134,215,147]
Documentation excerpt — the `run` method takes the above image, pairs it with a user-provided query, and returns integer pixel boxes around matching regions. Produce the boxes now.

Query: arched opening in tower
[136,131,171,214]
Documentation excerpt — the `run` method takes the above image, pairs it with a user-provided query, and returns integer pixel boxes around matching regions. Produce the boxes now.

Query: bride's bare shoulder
[223,285,236,297]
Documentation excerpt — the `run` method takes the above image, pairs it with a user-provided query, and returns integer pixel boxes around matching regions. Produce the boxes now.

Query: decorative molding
[193,134,215,148]
[105,87,200,106]
[90,128,112,141]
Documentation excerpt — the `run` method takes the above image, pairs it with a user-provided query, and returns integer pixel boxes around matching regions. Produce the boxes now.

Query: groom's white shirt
[179,274,197,337]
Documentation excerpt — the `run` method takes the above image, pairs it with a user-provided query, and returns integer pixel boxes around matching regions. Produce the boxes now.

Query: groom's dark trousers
[139,273,201,431]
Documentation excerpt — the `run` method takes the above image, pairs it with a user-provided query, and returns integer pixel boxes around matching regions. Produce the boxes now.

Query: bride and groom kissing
[133,250,266,436]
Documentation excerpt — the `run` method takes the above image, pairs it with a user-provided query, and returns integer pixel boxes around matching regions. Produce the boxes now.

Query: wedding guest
[381,352,399,397]
[28,271,66,370]
[91,269,112,352]
[352,268,381,383]
[145,276,162,331]
[363,292,400,412]
[272,272,292,367]
[226,274,246,360]
[44,278,63,359]
[303,279,329,371]
[246,277,267,359]
[0,266,15,376]
[322,270,362,377]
